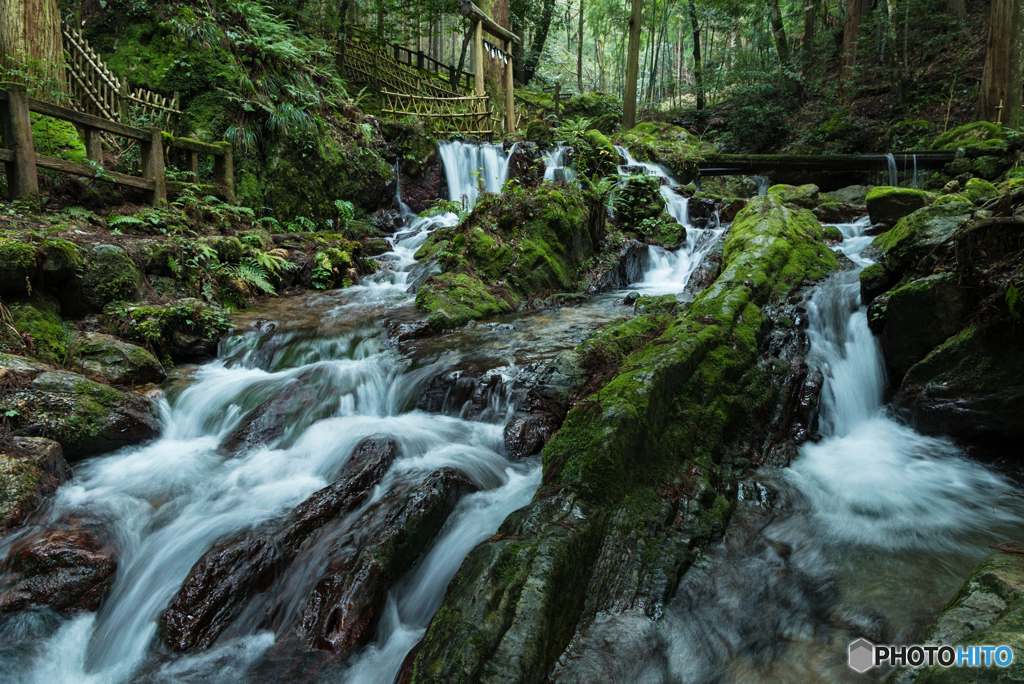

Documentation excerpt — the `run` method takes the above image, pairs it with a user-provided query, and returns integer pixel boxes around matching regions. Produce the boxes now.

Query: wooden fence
[61,24,180,128]
[1,83,231,205]
[382,90,491,136]
[343,38,465,100]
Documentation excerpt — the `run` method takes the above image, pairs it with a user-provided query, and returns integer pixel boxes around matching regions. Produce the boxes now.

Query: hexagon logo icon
[849,638,875,673]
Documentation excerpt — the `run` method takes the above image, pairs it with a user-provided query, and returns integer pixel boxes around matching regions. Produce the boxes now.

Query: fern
[108,215,146,227]
[63,206,95,219]
[227,259,276,294]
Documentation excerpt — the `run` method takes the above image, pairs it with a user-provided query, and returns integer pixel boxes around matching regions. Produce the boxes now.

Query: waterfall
[885,152,898,186]
[614,145,726,295]
[912,153,919,189]
[542,144,575,183]
[438,141,516,207]
[756,176,771,195]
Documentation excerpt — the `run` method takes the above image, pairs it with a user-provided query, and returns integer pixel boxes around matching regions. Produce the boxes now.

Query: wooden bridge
[698,151,957,176]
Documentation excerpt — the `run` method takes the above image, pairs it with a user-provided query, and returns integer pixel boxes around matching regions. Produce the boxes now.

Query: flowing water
[886,153,899,186]
[550,217,1024,683]
[0,141,725,684]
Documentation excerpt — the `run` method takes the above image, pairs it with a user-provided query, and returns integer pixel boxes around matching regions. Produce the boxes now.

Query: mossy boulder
[74,333,166,386]
[971,155,1010,181]
[767,183,819,208]
[880,273,972,380]
[7,293,68,365]
[562,92,622,123]
[100,299,231,361]
[60,244,143,317]
[931,121,1001,151]
[866,186,932,227]
[892,553,1024,683]
[615,122,703,182]
[1,370,159,459]
[894,323,1024,444]
[572,129,618,178]
[821,225,844,242]
[525,119,555,149]
[633,294,680,315]
[414,273,517,330]
[614,174,666,231]
[0,239,37,296]
[408,195,839,682]
[202,236,244,264]
[30,114,87,163]
[829,185,873,205]
[0,437,69,537]
[963,177,999,204]
[858,263,893,304]
[872,202,974,276]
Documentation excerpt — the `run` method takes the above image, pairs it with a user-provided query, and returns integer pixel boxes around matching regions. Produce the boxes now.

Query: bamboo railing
[61,24,180,128]
[342,38,465,100]
[381,90,491,136]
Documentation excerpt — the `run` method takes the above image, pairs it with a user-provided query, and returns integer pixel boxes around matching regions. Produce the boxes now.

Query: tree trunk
[978,0,1024,126]
[0,0,66,95]
[689,0,704,110]
[803,0,817,61]
[623,0,643,129]
[946,0,965,22]
[577,0,584,93]
[766,0,791,65]
[524,0,555,83]
[839,0,866,100]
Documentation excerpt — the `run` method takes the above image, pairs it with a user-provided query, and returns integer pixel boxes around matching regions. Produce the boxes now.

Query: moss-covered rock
[890,553,1024,683]
[414,273,517,330]
[615,122,704,182]
[59,244,143,317]
[100,299,231,361]
[866,186,932,227]
[894,323,1024,444]
[30,114,87,164]
[971,155,1010,181]
[1,370,159,459]
[633,294,681,315]
[872,202,974,276]
[821,225,844,242]
[7,293,68,365]
[74,333,166,386]
[858,263,893,304]
[931,121,1001,151]
[0,437,69,537]
[525,119,555,149]
[963,177,999,204]
[881,273,972,379]
[408,195,839,682]
[0,239,37,296]
[614,174,666,231]
[767,183,819,208]
[572,129,618,178]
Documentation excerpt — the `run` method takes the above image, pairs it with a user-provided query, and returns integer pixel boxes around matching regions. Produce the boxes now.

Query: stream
[2,143,1021,684]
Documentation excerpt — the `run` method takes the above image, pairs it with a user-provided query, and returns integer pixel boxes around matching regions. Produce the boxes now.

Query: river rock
[74,333,166,385]
[888,553,1024,684]
[688,197,717,228]
[584,240,648,294]
[298,467,477,656]
[0,239,36,296]
[4,370,160,460]
[767,183,819,208]
[0,437,69,537]
[872,201,974,276]
[829,185,872,205]
[58,244,143,317]
[503,412,557,460]
[858,263,894,305]
[893,322,1024,445]
[506,142,544,188]
[880,273,971,380]
[164,437,400,652]
[0,522,117,614]
[219,380,335,453]
[866,187,932,227]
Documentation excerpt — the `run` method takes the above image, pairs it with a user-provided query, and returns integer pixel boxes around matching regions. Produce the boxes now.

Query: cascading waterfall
[614,145,726,295]
[542,144,575,183]
[756,176,771,195]
[438,140,516,207]
[886,152,899,186]
[913,153,919,189]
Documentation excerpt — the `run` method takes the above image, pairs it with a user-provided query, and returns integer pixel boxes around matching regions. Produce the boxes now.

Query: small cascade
[913,153,919,189]
[755,176,771,195]
[885,152,899,186]
[542,144,575,183]
[438,140,515,207]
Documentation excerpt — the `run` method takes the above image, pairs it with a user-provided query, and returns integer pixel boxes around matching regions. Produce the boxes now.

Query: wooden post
[140,127,166,205]
[214,142,235,202]
[83,126,102,163]
[0,84,39,199]
[417,50,425,70]
[185,150,200,182]
[505,41,515,134]
[473,20,485,97]
[118,80,129,123]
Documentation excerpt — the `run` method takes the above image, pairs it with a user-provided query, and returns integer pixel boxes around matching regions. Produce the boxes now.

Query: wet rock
[872,202,974,276]
[585,240,648,294]
[373,208,404,235]
[623,291,640,305]
[633,294,680,315]
[893,323,1024,445]
[385,318,433,344]
[0,239,36,296]
[881,273,971,379]
[4,371,159,460]
[687,197,718,228]
[866,187,932,228]
[298,467,477,656]
[718,197,747,223]
[58,244,143,317]
[218,383,327,453]
[813,201,862,224]
[683,238,725,298]
[504,413,557,460]
[0,522,117,613]
[74,333,166,385]
[867,290,891,334]
[0,437,69,536]
[858,263,894,305]
[829,185,872,205]
[163,437,399,652]
[506,142,544,188]
[399,156,447,214]
[767,183,819,208]
[889,553,1024,684]
[415,273,517,331]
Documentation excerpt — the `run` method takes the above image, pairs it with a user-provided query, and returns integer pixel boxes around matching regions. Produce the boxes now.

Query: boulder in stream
[866,186,933,228]
[0,437,69,537]
[73,332,166,385]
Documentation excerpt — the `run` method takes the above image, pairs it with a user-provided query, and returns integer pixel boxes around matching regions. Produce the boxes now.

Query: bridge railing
[1,83,232,205]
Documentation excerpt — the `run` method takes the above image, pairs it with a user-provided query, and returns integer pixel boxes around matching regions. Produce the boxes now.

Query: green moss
[85,246,142,306]
[573,129,619,178]
[872,202,974,275]
[101,299,230,356]
[30,114,87,164]
[963,177,999,204]
[0,239,37,294]
[525,119,554,148]
[931,121,1001,151]
[616,123,704,182]
[415,273,517,330]
[8,293,68,364]
[614,174,666,231]
[767,183,819,208]
[633,295,680,315]
[576,313,671,361]
[822,225,843,242]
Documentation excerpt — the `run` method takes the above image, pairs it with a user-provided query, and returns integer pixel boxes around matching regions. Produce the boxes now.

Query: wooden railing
[342,38,466,100]
[1,83,231,205]
[381,90,491,136]
[61,23,180,128]
[345,26,475,93]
